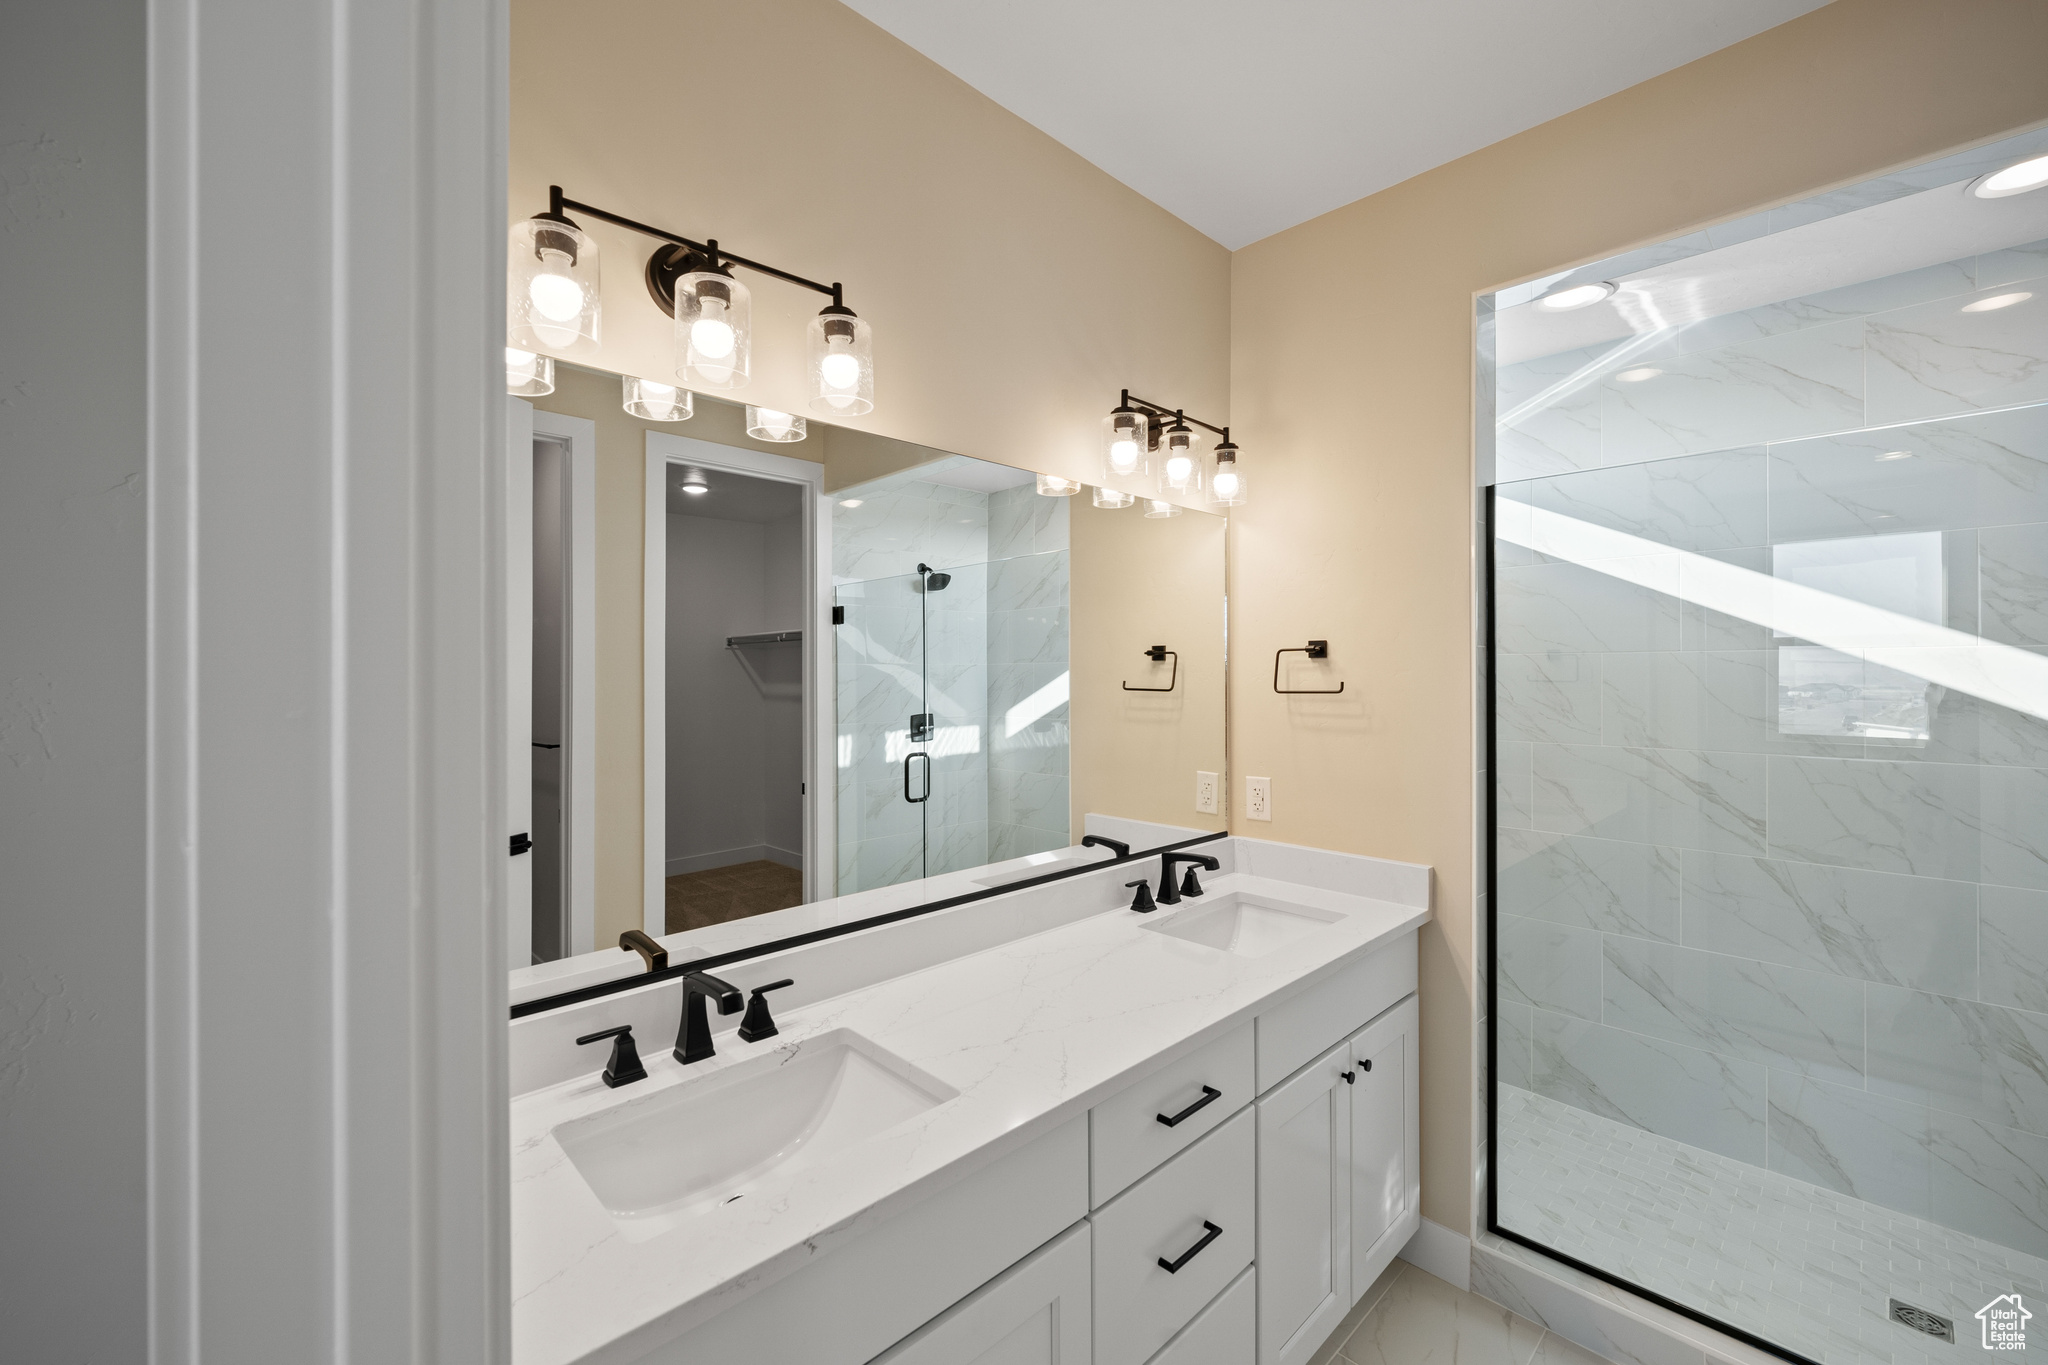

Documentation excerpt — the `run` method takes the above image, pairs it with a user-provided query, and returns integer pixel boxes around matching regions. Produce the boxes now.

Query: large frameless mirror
[506,374,1226,1003]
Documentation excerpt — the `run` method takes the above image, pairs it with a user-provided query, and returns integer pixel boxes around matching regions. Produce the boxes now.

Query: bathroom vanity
[510,834,1428,1365]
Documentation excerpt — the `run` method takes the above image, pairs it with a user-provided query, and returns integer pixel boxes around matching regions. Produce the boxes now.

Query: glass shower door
[834,570,928,893]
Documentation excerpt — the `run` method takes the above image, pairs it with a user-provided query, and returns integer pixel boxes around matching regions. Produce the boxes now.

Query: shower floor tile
[1498,1086,2048,1365]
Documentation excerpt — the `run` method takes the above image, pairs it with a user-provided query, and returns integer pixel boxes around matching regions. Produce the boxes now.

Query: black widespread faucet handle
[1180,864,1206,898]
[737,979,796,1043]
[575,1024,649,1088]
[1125,879,1157,913]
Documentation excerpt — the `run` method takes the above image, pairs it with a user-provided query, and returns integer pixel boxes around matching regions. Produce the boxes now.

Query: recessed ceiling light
[1536,281,1617,312]
[838,498,863,508]
[1970,153,2048,199]
[1615,367,1662,383]
[1877,450,1914,461]
[679,473,709,495]
[1962,291,2033,313]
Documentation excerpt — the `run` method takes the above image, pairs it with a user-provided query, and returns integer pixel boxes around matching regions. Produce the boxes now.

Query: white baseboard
[764,844,802,871]
[666,845,764,876]
[1398,1217,1471,1291]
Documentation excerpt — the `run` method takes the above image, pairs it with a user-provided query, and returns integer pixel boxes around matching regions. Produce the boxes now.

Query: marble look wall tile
[1497,345,1607,481]
[1535,450,1768,552]
[1498,560,1683,655]
[989,768,1069,836]
[1602,938,1865,1085]
[852,831,923,891]
[1976,242,2048,290]
[1530,1010,1767,1164]
[1500,1000,1534,1090]
[986,484,1069,560]
[1533,743,1766,855]
[987,549,1069,615]
[1601,651,1768,753]
[1496,826,1680,941]
[1679,547,1772,651]
[1867,985,2048,1136]
[1764,756,1983,879]
[1600,323,1863,467]
[1680,851,1978,995]
[1984,764,2048,891]
[1500,915,1603,1021]
[927,820,990,877]
[1498,652,1602,744]
[988,822,1066,864]
[1867,289,2048,426]
[1765,1072,1932,1218]
[1767,405,2048,541]
[1981,885,2048,1014]
[833,482,989,582]
[1498,740,1535,830]
[987,606,1067,667]
[1929,1108,2048,1259]
[1980,522,2048,654]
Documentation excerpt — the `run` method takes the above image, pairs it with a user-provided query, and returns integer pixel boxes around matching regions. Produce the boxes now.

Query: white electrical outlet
[1245,776,1272,822]
[1194,771,1218,815]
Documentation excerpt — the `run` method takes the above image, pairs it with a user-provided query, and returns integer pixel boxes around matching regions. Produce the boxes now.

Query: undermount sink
[553,1029,957,1242]
[973,847,1114,888]
[1141,892,1345,957]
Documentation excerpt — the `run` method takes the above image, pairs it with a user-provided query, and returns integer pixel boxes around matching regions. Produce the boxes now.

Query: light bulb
[691,312,736,361]
[681,481,708,496]
[1213,469,1241,499]
[528,268,585,322]
[506,347,537,382]
[1536,282,1616,311]
[1973,153,2048,199]
[758,409,794,437]
[1166,454,1193,486]
[639,379,676,398]
[820,344,860,390]
[1109,438,1140,474]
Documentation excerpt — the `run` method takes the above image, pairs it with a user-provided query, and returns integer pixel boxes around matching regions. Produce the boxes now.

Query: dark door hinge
[509,832,533,856]
[832,605,845,625]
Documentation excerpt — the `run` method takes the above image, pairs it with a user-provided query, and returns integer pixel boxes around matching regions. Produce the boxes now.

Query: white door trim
[642,433,832,935]
[145,0,507,1356]
[532,408,599,957]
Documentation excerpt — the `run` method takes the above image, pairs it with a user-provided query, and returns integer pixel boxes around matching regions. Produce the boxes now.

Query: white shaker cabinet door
[870,1221,1092,1365]
[1255,1040,1352,1365]
[1347,995,1420,1301]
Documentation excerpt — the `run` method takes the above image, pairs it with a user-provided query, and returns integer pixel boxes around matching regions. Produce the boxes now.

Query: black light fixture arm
[1120,389,1230,445]
[549,185,846,305]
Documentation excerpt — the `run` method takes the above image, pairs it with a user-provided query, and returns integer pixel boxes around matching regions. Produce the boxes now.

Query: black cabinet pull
[1358,1058,1373,1072]
[1155,1085,1221,1128]
[1341,1070,1356,1084]
[1158,1221,1223,1274]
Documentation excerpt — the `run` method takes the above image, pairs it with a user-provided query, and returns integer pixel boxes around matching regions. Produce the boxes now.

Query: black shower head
[916,563,952,591]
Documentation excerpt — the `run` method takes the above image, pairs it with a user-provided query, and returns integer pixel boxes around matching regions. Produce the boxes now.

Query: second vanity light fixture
[1103,390,1246,509]
[509,184,875,416]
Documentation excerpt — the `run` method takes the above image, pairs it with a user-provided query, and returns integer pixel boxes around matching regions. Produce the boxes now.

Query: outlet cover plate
[1246,776,1272,822]
[1195,771,1218,815]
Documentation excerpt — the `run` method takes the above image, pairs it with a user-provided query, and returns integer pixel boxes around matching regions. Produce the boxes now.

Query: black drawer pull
[1155,1085,1222,1128]
[1158,1221,1223,1274]
[1359,1058,1373,1072]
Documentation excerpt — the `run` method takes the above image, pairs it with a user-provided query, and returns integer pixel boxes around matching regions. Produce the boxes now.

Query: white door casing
[506,398,534,968]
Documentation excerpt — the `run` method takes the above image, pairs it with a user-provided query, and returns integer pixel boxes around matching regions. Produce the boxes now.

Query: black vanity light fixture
[1102,390,1246,510]
[507,185,874,419]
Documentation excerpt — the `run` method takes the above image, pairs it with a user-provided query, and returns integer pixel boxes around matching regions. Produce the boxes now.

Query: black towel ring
[1274,640,1344,694]
[1122,645,1178,692]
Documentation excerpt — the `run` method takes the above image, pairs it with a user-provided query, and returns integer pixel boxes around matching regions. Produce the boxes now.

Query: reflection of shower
[916,563,951,591]
[907,564,955,877]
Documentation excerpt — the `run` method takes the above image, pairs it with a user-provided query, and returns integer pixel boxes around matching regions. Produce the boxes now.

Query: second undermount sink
[1141,892,1345,957]
[553,1029,957,1242]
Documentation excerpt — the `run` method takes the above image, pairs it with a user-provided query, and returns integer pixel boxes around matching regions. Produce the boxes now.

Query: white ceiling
[839,0,1829,249]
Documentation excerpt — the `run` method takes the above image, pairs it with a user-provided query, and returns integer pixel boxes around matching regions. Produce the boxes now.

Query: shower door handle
[903,751,931,803]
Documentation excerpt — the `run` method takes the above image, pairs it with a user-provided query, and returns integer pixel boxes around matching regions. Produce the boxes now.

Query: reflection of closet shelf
[726,630,802,647]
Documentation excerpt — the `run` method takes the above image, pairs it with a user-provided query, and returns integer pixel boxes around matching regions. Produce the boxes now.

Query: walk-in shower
[1484,127,2048,1364]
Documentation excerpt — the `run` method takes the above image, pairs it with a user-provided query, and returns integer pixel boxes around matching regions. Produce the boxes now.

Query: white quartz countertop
[512,868,1429,1365]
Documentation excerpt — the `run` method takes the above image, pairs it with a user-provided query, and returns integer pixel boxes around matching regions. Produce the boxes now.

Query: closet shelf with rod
[725,631,803,647]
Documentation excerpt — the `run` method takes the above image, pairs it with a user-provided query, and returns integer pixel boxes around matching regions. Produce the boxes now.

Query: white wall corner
[1398,1217,1472,1291]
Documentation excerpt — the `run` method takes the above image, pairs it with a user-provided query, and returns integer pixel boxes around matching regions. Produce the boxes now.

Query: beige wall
[1069,500,1228,839]
[1228,0,2048,1237]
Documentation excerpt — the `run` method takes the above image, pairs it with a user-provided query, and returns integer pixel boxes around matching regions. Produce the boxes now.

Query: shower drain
[1889,1298,1955,1343]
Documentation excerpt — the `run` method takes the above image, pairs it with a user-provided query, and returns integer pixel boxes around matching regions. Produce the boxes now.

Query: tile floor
[663,860,804,933]
[1498,1085,2048,1364]
[1312,1259,1615,1365]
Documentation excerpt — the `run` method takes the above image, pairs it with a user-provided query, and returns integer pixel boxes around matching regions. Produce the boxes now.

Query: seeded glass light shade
[675,268,752,390]
[508,217,600,355]
[1036,474,1082,497]
[746,407,806,442]
[1103,407,1148,479]
[506,348,554,396]
[623,375,692,421]
[1092,486,1136,509]
[1159,423,1203,496]
[1142,498,1182,519]
[1210,446,1246,507]
[808,308,874,416]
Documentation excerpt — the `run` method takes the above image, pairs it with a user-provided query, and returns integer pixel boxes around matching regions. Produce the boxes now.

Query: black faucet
[575,1024,648,1088]
[737,979,796,1042]
[674,970,744,1064]
[1157,851,1221,906]
[1125,878,1157,913]
[1081,834,1130,859]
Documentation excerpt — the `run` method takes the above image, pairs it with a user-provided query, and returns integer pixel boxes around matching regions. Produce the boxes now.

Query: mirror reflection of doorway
[664,465,808,931]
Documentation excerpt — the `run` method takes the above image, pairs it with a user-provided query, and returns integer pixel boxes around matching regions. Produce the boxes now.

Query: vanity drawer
[1144,1266,1255,1365]
[1255,931,1416,1092]
[1091,1022,1253,1205]
[1090,1108,1255,1365]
